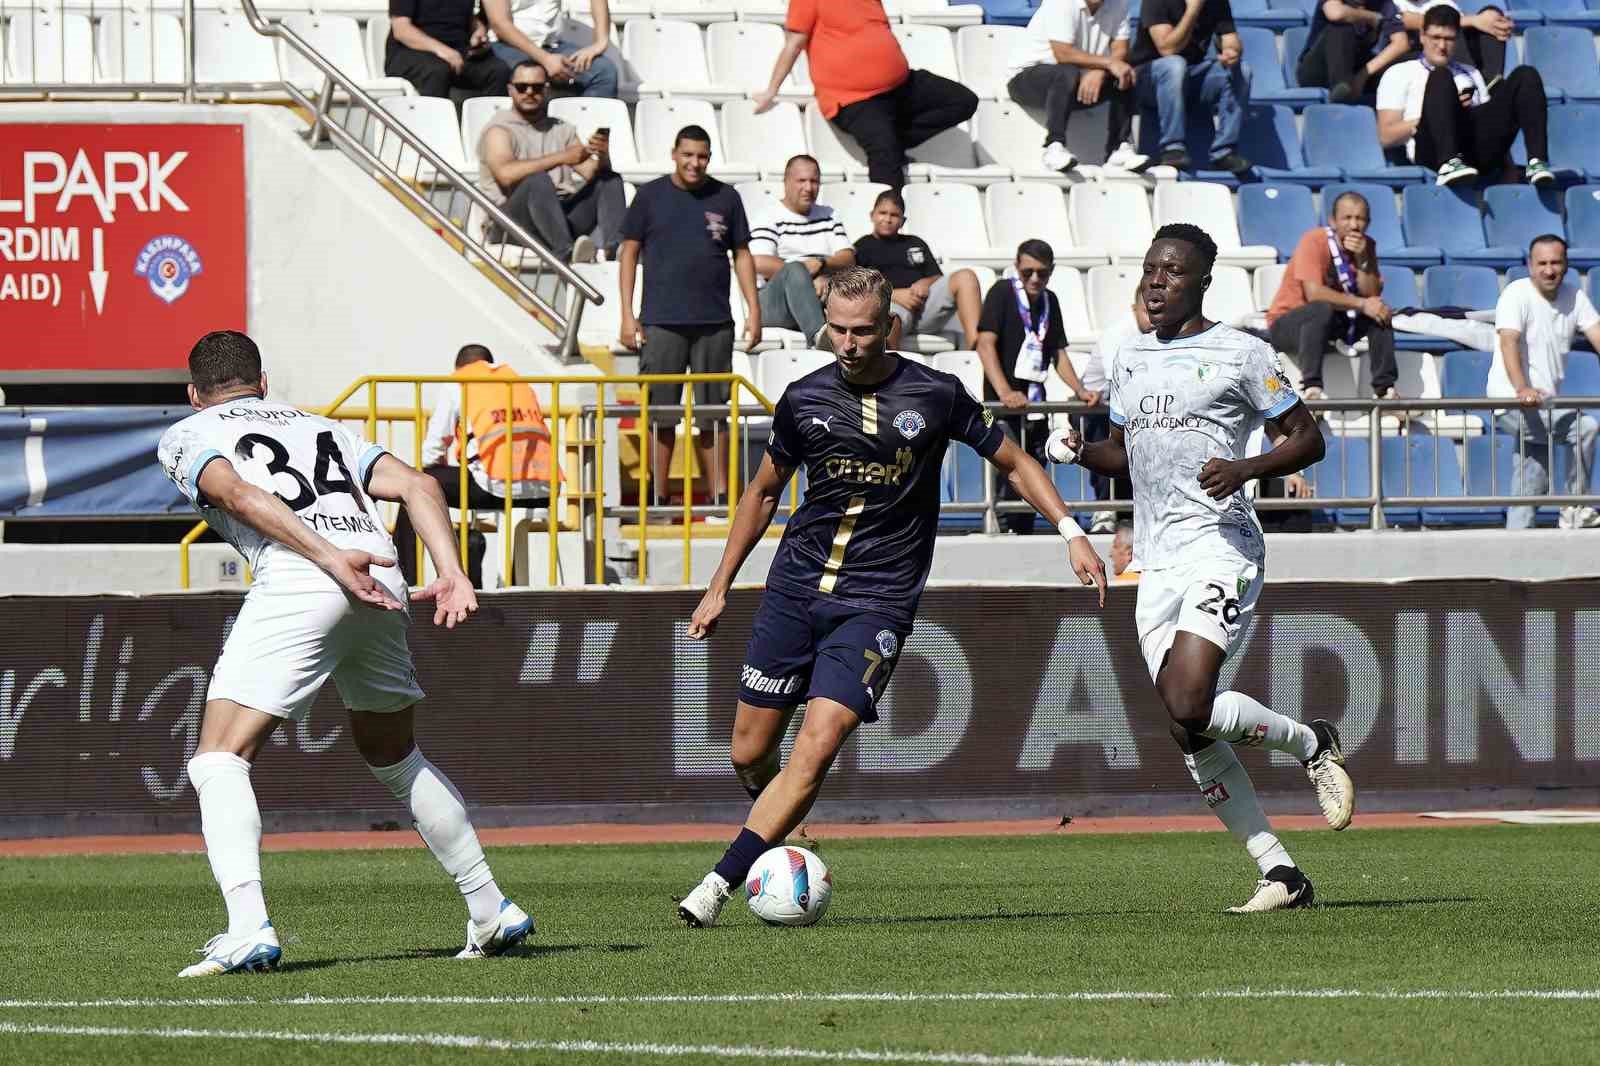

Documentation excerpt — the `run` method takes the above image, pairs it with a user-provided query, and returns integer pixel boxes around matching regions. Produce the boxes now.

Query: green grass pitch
[3,825,1599,1066]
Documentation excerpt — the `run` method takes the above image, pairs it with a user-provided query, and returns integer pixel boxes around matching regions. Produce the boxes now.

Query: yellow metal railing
[179,373,777,590]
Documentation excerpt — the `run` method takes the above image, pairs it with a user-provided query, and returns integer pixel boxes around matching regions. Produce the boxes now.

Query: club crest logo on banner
[134,236,203,304]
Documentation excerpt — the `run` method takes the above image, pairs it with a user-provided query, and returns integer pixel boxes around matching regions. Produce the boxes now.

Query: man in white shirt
[1392,0,1510,82]
[1005,0,1150,173]
[1374,3,1551,187]
[1491,235,1600,529]
[482,0,618,98]
[750,155,854,345]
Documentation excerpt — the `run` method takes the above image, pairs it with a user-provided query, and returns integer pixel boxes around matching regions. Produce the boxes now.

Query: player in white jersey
[1051,225,1356,912]
[157,331,533,975]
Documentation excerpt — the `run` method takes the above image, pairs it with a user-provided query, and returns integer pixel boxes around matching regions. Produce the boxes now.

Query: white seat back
[280,13,370,85]
[1255,263,1288,311]
[195,11,281,84]
[460,96,512,163]
[634,97,723,166]
[622,17,712,91]
[735,180,784,222]
[1203,265,1256,327]
[804,104,868,174]
[971,100,1051,173]
[97,9,185,83]
[548,96,640,168]
[955,25,1023,98]
[1153,182,1248,251]
[377,96,470,176]
[706,20,794,93]
[1071,183,1152,260]
[721,99,807,174]
[932,351,984,401]
[1046,266,1094,340]
[986,182,1070,255]
[890,23,959,81]
[1087,265,1142,330]
[902,183,990,254]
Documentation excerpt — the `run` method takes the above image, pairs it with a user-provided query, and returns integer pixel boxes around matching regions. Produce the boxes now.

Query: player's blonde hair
[823,266,893,326]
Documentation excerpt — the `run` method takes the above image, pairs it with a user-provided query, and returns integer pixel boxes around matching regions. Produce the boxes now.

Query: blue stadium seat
[1473,0,1545,24]
[1383,433,1468,526]
[1564,185,1600,268]
[1238,184,1317,260]
[1233,0,1307,28]
[1381,264,1421,308]
[1269,0,1318,19]
[1460,435,1516,525]
[1281,26,1313,90]
[1440,348,1495,430]
[1541,0,1600,29]
[1323,181,1443,266]
[1310,433,1372,526]
[1051,459,1096,504]
[1476,186,1564,265]
[1424,265,1501,309]
[974,0,1034,26]
[1210,104,1341,185]
[1404,186,1521,268]
[1237,28,1322,105]
[1523,27,1600,102]
[1506,264,1579,284]
[1546,105,1600,181]
[1302,106,1430,185]
[1559,350,1600,419]
[940,445,987,530]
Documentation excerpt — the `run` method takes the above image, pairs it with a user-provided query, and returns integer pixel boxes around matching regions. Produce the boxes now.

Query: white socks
[367,747,502,926]
[1203,690,1318,762]
[187,751,270,936]
[1184,741,1295,876]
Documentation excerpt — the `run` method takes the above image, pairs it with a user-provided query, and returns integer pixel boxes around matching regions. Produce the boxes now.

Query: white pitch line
[1200,989,1600,1002]
[0,1021,1355,1066]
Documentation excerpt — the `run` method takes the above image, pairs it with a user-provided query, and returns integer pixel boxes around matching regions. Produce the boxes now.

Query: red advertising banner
[0,124,247,376]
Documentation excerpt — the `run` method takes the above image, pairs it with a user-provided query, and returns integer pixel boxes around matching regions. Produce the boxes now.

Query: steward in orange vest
[450,361,558,493]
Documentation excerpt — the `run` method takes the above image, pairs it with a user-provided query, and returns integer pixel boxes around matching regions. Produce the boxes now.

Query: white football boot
[177,920,282,977]
[1226,866,1315,913]
[677,872,732,928]
[456,898,535,959]
[1303,718,1355,831]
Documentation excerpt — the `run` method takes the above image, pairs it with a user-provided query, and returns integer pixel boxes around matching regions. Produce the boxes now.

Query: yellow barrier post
[681,388,693,586]
[548,383,562,587]
[594,390,607,585]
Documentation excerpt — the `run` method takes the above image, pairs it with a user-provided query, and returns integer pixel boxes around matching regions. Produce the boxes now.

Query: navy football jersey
[764,356,1004,625]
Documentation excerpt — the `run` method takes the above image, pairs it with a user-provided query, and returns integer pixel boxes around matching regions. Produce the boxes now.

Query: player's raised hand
[1198,457,1250,500]
[412,572,479,629]
[328,550,405,611]
[1067,537,1107,607]
[687,586,726,640]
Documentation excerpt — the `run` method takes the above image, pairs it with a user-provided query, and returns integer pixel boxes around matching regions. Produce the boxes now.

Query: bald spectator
[752,0,978,189]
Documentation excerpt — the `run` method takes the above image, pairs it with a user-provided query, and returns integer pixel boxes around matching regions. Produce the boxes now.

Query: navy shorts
[739,586,912,722]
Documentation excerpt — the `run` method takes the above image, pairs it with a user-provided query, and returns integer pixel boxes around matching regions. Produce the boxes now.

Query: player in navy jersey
[675,266,1107,927]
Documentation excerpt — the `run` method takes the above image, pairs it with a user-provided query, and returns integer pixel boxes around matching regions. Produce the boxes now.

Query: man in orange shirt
[753,0,978,189]
[1265,190,1399,402]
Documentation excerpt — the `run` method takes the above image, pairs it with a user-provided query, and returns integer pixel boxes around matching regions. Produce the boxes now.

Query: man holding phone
[475,59,624,262]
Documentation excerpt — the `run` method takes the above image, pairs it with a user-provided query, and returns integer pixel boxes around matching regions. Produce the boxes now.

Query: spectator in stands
[1375,4,1552,187]
[1110,518,1137,578]
[1393,0,1509,82]
[1296,0,1410,103]
[851,189,983,350]
[1266,190,1400,403]
[1127,0,1253,174]
[752,0,978,190]
[976,239,1098,534]
[386,0,510,100]
[482,0,619,99]
[1004,0,1151,173]
[476,61,623,263]
[398,344,554,588]
[619,126,760,506]
[751,156,854,347]
[1083,295,1146,531]
[1492,235,1600,529]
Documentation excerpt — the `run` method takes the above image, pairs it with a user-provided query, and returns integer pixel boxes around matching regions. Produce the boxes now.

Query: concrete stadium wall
[2,103,568,408]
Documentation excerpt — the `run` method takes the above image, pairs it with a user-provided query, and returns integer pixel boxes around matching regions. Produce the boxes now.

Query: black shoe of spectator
[1210,152,1253,177]
[1160,147,1192,170]
[1329,68,1370,104]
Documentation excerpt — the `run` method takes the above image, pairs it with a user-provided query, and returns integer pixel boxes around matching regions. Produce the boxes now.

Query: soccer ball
[746,846,832,926]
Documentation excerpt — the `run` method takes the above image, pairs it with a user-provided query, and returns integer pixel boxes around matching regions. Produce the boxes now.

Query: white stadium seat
[652,0,737,24]
[547,96,655,182]
[1070,183,1153,263]
[734,180,783,222]
[1204,265,1259,328]
[721,99,813,181]
[984,182,1106,269]
[5,8,94,84]
[893,0,985,27]
[622,18,740,101]
[1047,266,1098,347]
[376,96,470,182]
[706,20,809,103]
[764,350,837,399]
[735,0,790,24]
[1153,183,1275,268]
[955,25,1023,99]
[280,13,411,97]
[891,23,959,82]
[804,104,870,183]
[1255,263,1288,312]
[901,183,1007,267]
[460,96,511,170]
[634,97,759,183]
[1086,264,1141,331]
[907,124,1012,187]
[932,351,984,401]
[95,9,185,84]
[567,0,652,23]
[820,181,890,244]
[194,11,284,91]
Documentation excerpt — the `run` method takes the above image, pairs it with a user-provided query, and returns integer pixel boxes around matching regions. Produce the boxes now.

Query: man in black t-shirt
[618,125,761,505]
[850,189,982,350]
[386,0,510,99]
[976,239,1098,533]
[1127,0,1252,173]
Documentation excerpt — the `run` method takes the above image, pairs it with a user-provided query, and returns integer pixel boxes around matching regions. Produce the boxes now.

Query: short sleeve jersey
[158,397,404,600]
[852,234,941,289]
[1489,278,1600,397]
[1008,0,1133,81]
[764,357,1004,625]
[1108,323,1299,571]
[787,0,911,118]
[1130,0,1235,66]
[620,176,750,328]
[389,0,475,52]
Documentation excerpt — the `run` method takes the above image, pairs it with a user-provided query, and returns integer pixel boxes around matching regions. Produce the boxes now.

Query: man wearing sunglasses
[975,239,1099,534]
[476,61,623,262]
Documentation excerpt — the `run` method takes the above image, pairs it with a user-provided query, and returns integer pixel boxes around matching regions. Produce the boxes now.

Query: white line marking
[0,1021,1353,1066]
[23,417,47,508]
[1200,989,1600,1001]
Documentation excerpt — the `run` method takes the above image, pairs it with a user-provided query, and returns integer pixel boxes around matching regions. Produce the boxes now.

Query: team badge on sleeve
[892,410,926,440]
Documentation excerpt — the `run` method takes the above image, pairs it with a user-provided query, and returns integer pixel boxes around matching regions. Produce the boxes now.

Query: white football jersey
[1109,323,1299,572]
[159,396,403,600]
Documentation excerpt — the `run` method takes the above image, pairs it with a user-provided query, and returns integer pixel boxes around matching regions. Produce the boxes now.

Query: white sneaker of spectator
[1435,158,1478,187]
[1559,506,1600,529]
[1090,510,1117,534]
[1041,142,1077,174]
[1104,143,1152,173]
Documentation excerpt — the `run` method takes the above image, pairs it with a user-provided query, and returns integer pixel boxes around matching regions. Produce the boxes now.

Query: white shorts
[1134,556,1263,682]
[208,585,425,720]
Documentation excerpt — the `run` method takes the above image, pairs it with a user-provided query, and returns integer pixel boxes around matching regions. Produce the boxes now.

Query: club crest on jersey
[135,235,202,304]
[892,409,926,440]
[1196,363,1217,382]
[875,629,899,658]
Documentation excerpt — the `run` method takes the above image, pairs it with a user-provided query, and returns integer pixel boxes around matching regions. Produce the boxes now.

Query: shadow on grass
[827,909,1170,927]
[341,943,647,964]
[1316,896,1479,910]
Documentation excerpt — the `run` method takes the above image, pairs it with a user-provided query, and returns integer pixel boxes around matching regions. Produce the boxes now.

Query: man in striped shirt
[750,155,855,346]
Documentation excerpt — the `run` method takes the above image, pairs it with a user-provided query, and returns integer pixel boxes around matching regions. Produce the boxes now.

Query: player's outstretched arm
[1049,422,1129,479]
[195,459,403,611]
[987,436,1107,606]
[1198,402,1326,501]
[365,454,478,628]
[688,454,795,639]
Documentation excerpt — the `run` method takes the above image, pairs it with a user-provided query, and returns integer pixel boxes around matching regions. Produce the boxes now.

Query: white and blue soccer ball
[746,846,832,926]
